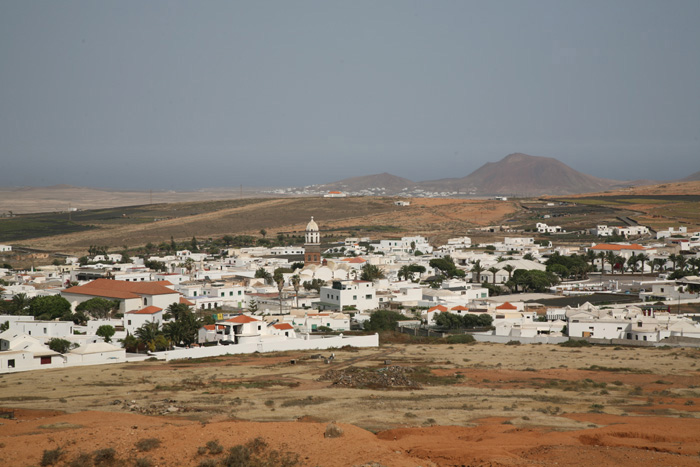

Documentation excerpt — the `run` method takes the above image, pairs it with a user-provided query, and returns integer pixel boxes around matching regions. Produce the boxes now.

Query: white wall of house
[319,280,378,311]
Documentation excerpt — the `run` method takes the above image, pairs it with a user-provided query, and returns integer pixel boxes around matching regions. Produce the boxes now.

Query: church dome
[306,216,319,231]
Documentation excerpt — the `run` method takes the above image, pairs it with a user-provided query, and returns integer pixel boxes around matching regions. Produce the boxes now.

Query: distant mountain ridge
[680,170,700,182]
[315,153,657,196]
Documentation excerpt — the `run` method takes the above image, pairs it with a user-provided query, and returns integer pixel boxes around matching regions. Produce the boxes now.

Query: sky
[1,1,699,190]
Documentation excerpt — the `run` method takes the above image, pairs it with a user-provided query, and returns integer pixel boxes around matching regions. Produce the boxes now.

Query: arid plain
[1,342,700,466]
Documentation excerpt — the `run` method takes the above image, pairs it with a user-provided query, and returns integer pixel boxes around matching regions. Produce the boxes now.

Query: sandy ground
[0,186,273,215]
[1,342,699,466]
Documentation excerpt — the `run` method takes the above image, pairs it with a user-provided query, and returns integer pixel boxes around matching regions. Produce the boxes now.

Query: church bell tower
[304,216,321,266]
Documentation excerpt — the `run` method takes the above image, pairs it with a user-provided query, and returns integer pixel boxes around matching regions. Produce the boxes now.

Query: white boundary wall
[150,333,379,361]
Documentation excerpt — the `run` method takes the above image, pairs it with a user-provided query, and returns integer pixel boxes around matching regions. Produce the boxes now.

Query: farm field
[1,341,699,466]
[2,197,519,255]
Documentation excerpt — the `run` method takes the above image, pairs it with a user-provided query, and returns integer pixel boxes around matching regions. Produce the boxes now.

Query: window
[40,356,51,365]
[366,294,372,299]
[229,291,233,296]
[221,292,225,297]
[128,320,132,325]
[238,291,241,295]
[143,298,148,306]
[353,295,357,300]
[8,359,15,368]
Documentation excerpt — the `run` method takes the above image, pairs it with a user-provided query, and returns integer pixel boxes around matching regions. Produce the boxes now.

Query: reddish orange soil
[2,409,700,466]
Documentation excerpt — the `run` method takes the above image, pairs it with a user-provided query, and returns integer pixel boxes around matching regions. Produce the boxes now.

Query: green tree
[470,260,484,283]
[255,267,273,285]
[487,266,499,284]
[273,269,285,315]
[163,303,200,347]
[363,309,409,332]
[29,295,72,321]
[248,298,259,313]
[303,279,325,292]
[135,321,164,352]
[290,275,301,308]
[429,256,464,279]
[144,260,168,272]
[360,263,385,281]
[47,338,77,354]
[502,264,515,281]
[259,229,267,239]
[11,293,31,315]
[397,265,412,281]
[96,325,115,343]
[0,320,9,332]
[190,236,198,251]
[76,297,119,319]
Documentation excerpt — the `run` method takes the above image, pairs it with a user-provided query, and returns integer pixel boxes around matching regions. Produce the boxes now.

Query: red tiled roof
[63,278,176,299]
[273,323,294,330]
[496,302,518,310]
[127,306,163,315]
[428,305,447,312]
[180,297,195,306]
[225,315,259,324]
[342,257,366,263]
[451,305,469,311]
[591,243,646,251]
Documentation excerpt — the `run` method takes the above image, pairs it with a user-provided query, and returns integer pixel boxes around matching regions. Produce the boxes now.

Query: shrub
[559,339,592,348]
[445,334,475,344]
[135,458,154,467]
[67,452,93,467]
[40,448,63,466]
[505,340,521,346]
[93,448,116,466]
[205,440,224,455]
[135,438,161,452]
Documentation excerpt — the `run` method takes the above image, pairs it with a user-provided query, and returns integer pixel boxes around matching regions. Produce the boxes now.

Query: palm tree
[628,253,639,274]
[11,293,30,315]
[598,252,607,273]
[135,321,162,352]
[360,264,385,281]
[488,266,499,284]
[652,258,666,274]
[688,257,700,275]
[586,250,598,271]
[677,255,688,275]
[669,254,679,271]
[470,260,484,283]
[162,320,183,349]
[614,255,626,274]
[398,265,412,281]
[603,251,617,274]
[290,275,301,308]
[273,270,285,314]
[637,253,650,279]
[502,264,515,281]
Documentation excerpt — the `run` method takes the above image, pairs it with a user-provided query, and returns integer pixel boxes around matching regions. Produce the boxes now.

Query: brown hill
[315,172,416,193]
[680,170,700,182]
[420,153,639,196]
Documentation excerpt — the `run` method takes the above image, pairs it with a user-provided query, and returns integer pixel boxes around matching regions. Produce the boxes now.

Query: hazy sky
[1,1,699,190]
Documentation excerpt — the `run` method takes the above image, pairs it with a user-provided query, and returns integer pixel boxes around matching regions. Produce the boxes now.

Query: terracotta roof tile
[127,306,163,315]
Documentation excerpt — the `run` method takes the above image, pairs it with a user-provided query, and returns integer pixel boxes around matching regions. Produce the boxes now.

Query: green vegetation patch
[0,217,94,242]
